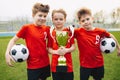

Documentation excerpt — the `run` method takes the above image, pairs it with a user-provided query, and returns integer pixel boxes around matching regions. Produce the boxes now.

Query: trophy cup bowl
[56,31,68,72]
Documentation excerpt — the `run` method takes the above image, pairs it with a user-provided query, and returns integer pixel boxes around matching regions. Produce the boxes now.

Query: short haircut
[32,3,50,15]
[52,9,67,19]
[77,7,91,20]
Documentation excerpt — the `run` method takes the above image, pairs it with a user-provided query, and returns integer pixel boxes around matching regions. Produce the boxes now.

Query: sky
[0,0,120,21]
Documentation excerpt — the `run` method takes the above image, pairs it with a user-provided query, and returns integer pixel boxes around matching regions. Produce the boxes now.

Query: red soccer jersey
[17,24,50,69]
[48,27,74,72]
[74,27,110,68]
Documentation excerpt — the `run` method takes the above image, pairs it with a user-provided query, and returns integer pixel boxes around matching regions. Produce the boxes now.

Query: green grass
[0,31,120,80]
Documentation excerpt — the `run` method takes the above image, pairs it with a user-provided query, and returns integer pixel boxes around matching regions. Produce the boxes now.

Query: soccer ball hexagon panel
[100,38,116,54]
[10,44,29,62]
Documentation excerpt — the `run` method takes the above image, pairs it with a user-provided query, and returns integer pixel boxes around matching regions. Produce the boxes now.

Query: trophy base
[56,66,67,72]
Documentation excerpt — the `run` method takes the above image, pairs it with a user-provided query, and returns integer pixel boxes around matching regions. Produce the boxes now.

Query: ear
[92,17,94,20]
[52,18,54,21]
[32,14,34,17]
[79,21,81,24]
[64,18,66,22]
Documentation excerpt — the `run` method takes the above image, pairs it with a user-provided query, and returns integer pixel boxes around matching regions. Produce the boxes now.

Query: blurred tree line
[93,7,120,24]
[0,7,120,32]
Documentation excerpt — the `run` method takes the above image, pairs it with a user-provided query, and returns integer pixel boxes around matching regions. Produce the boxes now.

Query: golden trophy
[56,31,69,72]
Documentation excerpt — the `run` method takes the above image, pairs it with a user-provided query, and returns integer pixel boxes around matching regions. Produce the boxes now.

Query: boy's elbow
[73,46,76,51]
[11,36,19,43]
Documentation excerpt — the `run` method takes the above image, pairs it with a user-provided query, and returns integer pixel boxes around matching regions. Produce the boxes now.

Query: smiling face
[77,8,95,30]
[33,11,48,26]
[52,12,66,30]
[52,9,67,30]
[79,14,94,30]
[32,3,49,26]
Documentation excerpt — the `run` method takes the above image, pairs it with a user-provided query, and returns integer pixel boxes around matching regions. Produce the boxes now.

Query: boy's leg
[64,72,74,80]
[80,66,91,80]
[93,79,102,80]
[38,78,47,80]
[52,72,74,80]
[27,68,40,80]
[27,65,50,80]
[52,72,63,80]
[92,66,104,80]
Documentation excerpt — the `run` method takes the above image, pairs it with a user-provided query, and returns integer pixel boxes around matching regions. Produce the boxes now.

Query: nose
[57,19,61,23]
[41,16,46,20]
[84,19,89,24]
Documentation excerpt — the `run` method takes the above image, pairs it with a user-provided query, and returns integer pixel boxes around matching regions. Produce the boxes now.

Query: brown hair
[52,9,67,19]
[32,3,50,16]
[77,7,91,20]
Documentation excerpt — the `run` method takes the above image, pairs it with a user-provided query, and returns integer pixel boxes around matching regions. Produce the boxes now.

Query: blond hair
[52,9,67,19]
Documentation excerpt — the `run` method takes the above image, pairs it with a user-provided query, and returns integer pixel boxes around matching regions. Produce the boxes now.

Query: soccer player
[74,7,120,80]
[48,9,75,80]
[5,3,51,80]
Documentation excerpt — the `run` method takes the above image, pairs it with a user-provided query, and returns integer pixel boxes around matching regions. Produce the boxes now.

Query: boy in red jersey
[48,9,75,80]
[74,7,120,80]
[5,3,50,80]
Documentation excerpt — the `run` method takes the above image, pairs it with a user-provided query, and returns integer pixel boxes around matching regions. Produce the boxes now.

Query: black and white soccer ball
[10,44,29,62]
[100,38,116,54]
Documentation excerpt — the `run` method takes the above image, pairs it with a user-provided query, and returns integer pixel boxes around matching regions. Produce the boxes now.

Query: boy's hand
[60,46,67,52]
[117,47,120,56]
[56,48,65,55]
[59,46,68,55]
[5,53,15,67]
[53,46,69,55]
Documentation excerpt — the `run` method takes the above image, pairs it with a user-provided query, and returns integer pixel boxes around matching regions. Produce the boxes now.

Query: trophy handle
[50,25,56,42]
[68,25,74,42]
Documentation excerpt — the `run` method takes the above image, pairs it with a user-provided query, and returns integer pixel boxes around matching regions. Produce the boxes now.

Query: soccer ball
[100,38,116,54]
[10,44,29,62]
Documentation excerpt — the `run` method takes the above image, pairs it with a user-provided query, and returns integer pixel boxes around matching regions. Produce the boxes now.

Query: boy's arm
[5,35,20,66]
[48,47,57,54]
[48,47,65,55]
[48,44,75,55]
[110,33,120,56]
[59,44,76,55]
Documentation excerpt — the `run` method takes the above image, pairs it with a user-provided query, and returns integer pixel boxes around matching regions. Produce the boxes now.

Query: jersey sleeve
[69,30,75,45]
[47,27,53,48]
[70,36,75,45]
[74,28,78,38]
[16,25,28,39]
[46,26,50,38]
[101,28,110,37]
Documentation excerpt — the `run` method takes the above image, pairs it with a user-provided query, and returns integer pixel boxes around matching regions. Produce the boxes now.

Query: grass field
[0,31,120,80]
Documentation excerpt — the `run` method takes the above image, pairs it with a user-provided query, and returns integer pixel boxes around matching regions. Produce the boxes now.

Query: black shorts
[80,66,104,80]
[52,72,74,80]
[27,65,51,80]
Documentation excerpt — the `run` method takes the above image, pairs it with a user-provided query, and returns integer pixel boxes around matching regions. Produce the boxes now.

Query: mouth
[84,24,89,26]
[84,23,90,26]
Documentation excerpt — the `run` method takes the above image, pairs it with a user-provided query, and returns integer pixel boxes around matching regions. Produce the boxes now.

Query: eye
[59,18,63,21]
[39,15,42,17]
[54,18,58,21]
[81,20,85,23]
[86,18,90,21]
[44,15,47,18]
